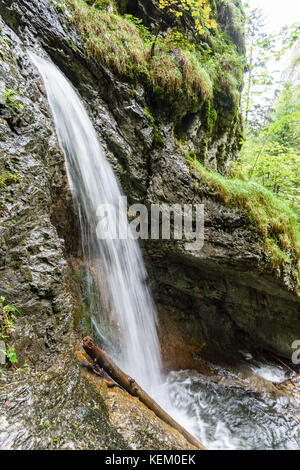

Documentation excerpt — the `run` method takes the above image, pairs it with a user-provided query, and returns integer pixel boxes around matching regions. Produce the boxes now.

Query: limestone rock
[0,341,6,365]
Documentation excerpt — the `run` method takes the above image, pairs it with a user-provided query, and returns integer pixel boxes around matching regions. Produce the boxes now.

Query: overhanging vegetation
[187,154,300,291]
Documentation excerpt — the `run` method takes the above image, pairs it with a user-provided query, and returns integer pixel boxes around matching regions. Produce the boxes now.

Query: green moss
[144,107,165,149]
[143,107,155,125]
[67,0,149,79]
[66,0,244,120]
[4,89,24,113]
[186,155,300,289]
[153,85,163,96]
[67,37,81,53]
[150,50,183,94]
[25,269,33,283]
[198,136,208,163]
[0,171,20,190]
[83,0,112,9]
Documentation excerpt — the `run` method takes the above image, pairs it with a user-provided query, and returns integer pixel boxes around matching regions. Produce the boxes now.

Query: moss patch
[66,0,244,120]
[0,171,20,189]
[143,107,165,149]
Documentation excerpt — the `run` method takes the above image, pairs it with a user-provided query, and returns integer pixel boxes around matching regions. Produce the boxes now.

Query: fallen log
[83,336,206,450]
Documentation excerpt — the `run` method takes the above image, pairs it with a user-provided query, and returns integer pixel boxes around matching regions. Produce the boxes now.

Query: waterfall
[29,53,162,393]
[27,53,297,452]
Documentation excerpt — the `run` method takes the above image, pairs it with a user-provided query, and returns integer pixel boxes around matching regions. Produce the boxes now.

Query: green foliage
[44,420,51,430]
[158,0,217,34]
[0,296,21,366]
[0,296,20,340]
[4,88,24,113]
[5,347,18,364]
[55,1,66,12]
[242,83,300,217]
[186,155,300,287]
[279,22,300,58]
[143,107,165,149]
[242,7,276,128]
[153,126,165,149]
[241,7,300,254]
[242,7,300,131]
[0,171,20,189]
[125,14,152,42]
[66,0,243,116]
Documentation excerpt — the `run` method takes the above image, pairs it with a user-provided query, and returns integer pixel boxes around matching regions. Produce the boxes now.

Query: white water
[29,52,162,393]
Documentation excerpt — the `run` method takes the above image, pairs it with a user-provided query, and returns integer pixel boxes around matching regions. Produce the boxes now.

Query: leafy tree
[242,4,300,133]
[158,0,217,34]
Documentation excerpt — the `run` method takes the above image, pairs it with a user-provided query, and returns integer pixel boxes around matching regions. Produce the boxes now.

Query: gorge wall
[0,0,299,449]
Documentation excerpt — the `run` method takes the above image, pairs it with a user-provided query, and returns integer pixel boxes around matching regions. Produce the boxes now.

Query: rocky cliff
[0,0,299,449]
[288,39,300,84]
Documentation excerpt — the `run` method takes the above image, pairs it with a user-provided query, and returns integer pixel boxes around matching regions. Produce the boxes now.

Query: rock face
[0,0,299,449]
[287,39,300,85]
[0,2,196,450]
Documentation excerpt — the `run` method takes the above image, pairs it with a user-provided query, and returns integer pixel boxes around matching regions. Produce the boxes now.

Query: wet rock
[0,0,299,450]
[0,2,202,450]
[0,0,298,358]
[78,352,197,450]
[0,341,6,365]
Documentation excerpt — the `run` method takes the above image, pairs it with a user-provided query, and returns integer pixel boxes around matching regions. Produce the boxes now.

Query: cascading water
[29,52,162,394]
[29,52,300,451]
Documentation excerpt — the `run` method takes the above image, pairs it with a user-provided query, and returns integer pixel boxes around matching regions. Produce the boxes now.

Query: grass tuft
[150,52,183,93]
[66,0,241,111]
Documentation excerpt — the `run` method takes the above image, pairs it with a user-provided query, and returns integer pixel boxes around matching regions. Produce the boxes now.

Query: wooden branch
[83,337,206,450]
[277,373,300,387]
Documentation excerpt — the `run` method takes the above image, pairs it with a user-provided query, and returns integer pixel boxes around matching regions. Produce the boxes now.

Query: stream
[164,365,300,450]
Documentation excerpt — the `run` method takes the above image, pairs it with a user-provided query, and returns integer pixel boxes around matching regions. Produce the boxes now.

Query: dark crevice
[3,117,20,135]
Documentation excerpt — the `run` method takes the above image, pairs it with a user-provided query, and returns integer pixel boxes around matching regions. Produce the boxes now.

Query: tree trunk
[83,336,206,450]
